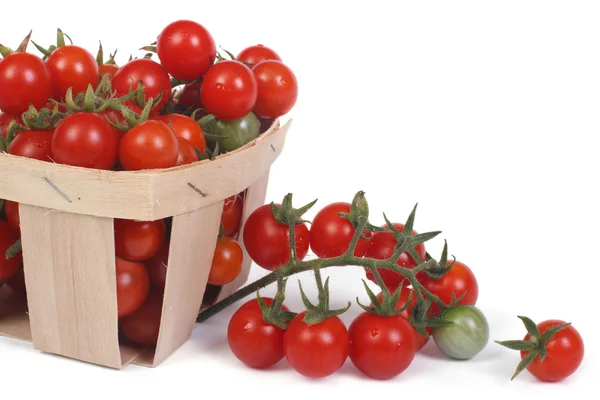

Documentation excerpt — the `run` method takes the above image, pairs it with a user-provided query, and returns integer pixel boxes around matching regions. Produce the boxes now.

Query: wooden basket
[0,118,291,369]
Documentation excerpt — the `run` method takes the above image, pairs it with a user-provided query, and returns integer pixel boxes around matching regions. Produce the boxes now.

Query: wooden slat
[19,205,123,369]
[152,200,224,366]
[0,119,290,221]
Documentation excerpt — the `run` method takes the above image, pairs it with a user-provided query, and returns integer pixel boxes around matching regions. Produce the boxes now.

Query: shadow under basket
[0,119,291,369]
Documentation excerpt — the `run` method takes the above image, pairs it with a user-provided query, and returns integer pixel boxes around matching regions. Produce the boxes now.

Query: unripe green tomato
[201,112,261,153]
[432,305,489,360]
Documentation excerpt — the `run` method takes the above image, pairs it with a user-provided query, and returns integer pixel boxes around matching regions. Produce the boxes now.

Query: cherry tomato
[51,112,119,170]
[0,113,23,139]
[112,59,172,114]
[177,83,203,109]
[4,267,26,295]
[433,305,489,360]
[0,52,52,115]
[114,219,166,262]
[227,297,289,369]
[100,108,128,138]
[520,320,584,382]
[119,120,179,171]
[119,289,163,346]
[175,137,199,166]
[420,260,478,314]
[252,60,298,118]
[236,44,281,67]
[208,237,243,286]
[156,20,216,81]
[46,45,99,100]
[155,114,206,153]
[349,312,416,380]
[309,202,372,258]
[147,241,170,288]
[243,204,309,271]
[116,257,150,318]
[200,111,260,152]
[221,194,244,237]
[4,200,20,235]
[8,130,53,162]
[284,312,350,378]
[0,221,22,282]
[200,60,258,121]
[98,63,119,78]
[364,223,427,291]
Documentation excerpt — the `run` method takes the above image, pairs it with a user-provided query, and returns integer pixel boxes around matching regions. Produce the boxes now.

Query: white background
[0,0,597,398]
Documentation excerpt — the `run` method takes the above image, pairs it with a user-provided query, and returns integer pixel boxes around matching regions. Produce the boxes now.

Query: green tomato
[199,112,260,153]
[432,305,489,360]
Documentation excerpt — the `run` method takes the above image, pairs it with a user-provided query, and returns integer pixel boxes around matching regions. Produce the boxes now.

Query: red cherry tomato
[119,289,163,346]
[177,83,203,109]
[309,202,372,258]
[114,219,166,262]
[119,120,179,171]
[420,260,478,314]
[0,52,52,115]
[51,112,119,170]
[116,257,150,318]
[4,200,20,235]
[200,60,258,121]
[243,204,309,271]
[520,320,585,382]
[147,241,170,288]
[46,45,99,100]
[364,223,427,291]
[0,221,22,282]
[221,194,244,237]
[98,64,119,78]
[208,237,243,286]
[175,137,199,166]
[252,60,298,118]
[227,297,289,369]
[349,312,417,380]
[156,20,216,81]
[284,312,350,378]
[156,114,206,153]
[112,59,172,114]
[237,44,281,67]
[8,130,53,161]
[100,109,128,138]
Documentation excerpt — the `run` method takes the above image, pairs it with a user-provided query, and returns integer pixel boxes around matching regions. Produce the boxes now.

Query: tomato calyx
[30,28,73,60]
[495,315,573,381]
[0,121,26,151]
[358,278,413,317]
[298,267,351,326]
[5,239,22,260]
[0,30,33,58]
[269,193,317,228]
[256,277,298,329]
[96,41,118,67]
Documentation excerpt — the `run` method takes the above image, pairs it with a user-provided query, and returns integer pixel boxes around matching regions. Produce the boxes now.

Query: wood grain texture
[216,171,271,301]
[0,119,290,221]
[19,205,123,369]
[152,201,224,366]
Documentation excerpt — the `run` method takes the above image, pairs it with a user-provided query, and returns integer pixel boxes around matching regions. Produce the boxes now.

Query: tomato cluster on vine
[0,20,298,348]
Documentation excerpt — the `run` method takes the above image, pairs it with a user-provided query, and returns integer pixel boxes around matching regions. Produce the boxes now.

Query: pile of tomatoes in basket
[0,19,298,346]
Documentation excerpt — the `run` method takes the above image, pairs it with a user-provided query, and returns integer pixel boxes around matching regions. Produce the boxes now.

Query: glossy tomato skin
[175,137,199,166]
[521,320,584,382]
[98,64,119,78]
[284,312,350,378]
[101,108,128,138]
[365,223,427,291]
[4,200,20,235]
[200,60,258,121]
[147,241,169,288]
[243,204,309,271]
[221,194,244,237]
[116,257,150,318]
[51,112,119,170]
[177,83,203,109]
[0,52,52,115]
[0,221,22,282]
[309,202,372,258]
[119,120,179,171]
[46,45,99,100]
[157,20,216,81]
[208,237,243,286]
[8,130,53,161]
[201,112,260,152]
[420,260,478,314]
[112,59,172,114]
[349,312,416,380]
[156,114,206,153]
[114,219,166,262]
[237,44,281,67]
[119,289,163,346]
[252,60,298,118]
[432,305,489,360]
[228,297,288,369]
